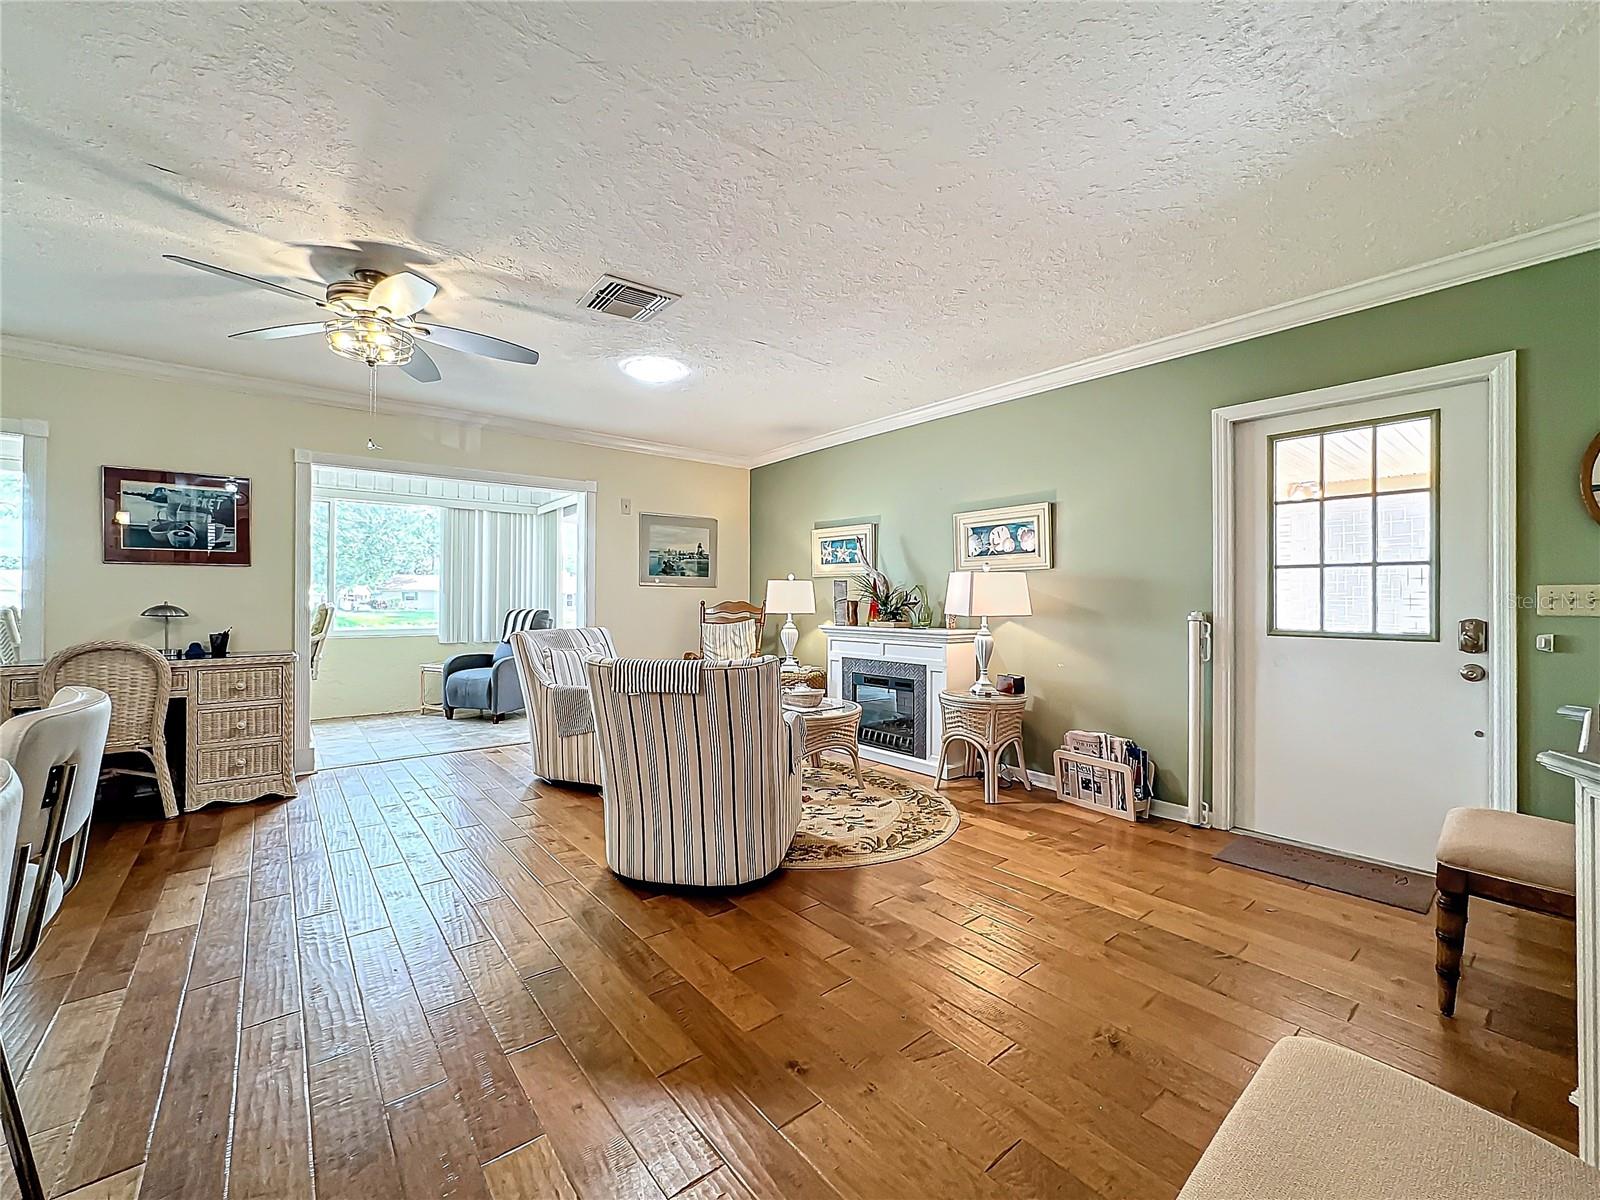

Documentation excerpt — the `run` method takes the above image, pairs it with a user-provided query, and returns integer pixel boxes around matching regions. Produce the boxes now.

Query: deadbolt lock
[1459,664,1487,682]
[1457,618,1488,655]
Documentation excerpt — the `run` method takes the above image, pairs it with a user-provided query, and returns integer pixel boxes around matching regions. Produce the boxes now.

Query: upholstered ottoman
[1434,807,1576,1015]
[1178,1037,1598,1199]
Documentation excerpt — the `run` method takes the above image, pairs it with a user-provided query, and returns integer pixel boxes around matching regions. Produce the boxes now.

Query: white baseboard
[1012,766,1199,826]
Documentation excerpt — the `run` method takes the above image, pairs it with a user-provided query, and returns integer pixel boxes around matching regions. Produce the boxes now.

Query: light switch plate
[1536,584,1600,616]
[620,498,632,516]
[1535,633,1556,652]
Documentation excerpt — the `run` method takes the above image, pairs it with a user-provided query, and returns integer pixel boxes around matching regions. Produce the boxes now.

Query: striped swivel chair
[586,655,803,887]
[509,626,617,786]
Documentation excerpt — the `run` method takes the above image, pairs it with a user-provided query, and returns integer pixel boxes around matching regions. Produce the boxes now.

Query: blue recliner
[441,608,553,722]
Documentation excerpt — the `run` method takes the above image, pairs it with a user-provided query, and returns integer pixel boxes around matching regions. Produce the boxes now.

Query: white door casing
[1210,354,1516,868]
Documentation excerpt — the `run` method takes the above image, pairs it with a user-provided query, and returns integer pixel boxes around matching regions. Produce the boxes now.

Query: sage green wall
[751,252,1600,821]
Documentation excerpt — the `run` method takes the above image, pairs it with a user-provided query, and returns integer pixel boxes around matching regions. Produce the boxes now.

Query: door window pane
[1377,418,1432,492]
[1322,497,1373,564]
[1273,436,1321,501]
[1377,565,1432,635]
[1274,569,1320,632]
[1269,411,1435,639]
[1322,426,1373,497]
[1273,503,1319,566]
[1376,491,1430,562]
[1323,567,1374,634]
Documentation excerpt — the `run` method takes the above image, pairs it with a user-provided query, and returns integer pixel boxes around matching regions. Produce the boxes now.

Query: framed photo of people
[811,522,876,577]
[102,466,252,566]
[954,501,1052,571]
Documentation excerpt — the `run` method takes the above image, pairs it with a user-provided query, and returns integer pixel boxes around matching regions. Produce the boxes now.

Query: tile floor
[313,710,527,769]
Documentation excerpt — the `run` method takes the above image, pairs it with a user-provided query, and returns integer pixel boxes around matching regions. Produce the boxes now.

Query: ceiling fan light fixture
[619,354,690,385]
[324,315,414,366]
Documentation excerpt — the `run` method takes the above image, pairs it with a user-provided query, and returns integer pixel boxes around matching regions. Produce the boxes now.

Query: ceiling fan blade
[163,254,324,304]
[400,344,442,383]
[417,323,539,364]
[228,322,326,341]
[368,270,437,317]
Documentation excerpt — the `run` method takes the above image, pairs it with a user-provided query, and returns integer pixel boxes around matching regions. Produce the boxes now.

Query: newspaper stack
[1059,731,1157,817]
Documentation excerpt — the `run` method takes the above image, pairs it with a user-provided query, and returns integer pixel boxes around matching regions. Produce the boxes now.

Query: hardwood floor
[0,745,1577,1199]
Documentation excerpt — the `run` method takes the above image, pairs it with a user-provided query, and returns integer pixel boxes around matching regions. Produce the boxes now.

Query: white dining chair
[0,686,112,968]
[0,760,42,1200]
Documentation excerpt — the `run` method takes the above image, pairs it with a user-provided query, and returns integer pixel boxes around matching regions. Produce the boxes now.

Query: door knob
[1459,664,1487,682]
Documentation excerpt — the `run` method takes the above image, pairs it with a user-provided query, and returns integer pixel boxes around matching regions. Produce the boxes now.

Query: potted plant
[853,568,922,628]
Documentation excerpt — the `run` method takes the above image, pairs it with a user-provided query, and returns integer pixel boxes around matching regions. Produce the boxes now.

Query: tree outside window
[311,498,442,634]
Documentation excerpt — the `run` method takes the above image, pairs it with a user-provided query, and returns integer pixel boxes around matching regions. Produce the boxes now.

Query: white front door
[1231,367,1505,870]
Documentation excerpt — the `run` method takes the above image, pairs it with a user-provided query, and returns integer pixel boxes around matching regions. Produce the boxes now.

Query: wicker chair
[40,641,177,819]
[308,603,333,680]
[0,607,20,667]
[683,600,765,662]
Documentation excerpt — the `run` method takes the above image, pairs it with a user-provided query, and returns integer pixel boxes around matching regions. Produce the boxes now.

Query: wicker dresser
[0,652,298,814]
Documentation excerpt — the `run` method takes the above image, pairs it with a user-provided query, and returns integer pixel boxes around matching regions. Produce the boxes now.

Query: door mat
[1214,836,1434,913]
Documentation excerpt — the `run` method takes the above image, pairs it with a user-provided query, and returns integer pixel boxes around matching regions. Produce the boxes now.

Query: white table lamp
[945,568,1031,695]
[764,574,816,669]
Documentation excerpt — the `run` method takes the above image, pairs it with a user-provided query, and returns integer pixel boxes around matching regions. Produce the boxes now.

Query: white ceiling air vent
[579,274,681,322]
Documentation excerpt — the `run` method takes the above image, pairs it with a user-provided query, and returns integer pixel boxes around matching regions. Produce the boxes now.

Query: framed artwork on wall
[639,512,717,586]
[102,466,251,566]
[811,522,876,577]
[954,501,1052,571]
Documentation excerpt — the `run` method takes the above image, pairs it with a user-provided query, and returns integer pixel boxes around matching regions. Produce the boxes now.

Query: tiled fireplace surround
[820,624,978,777]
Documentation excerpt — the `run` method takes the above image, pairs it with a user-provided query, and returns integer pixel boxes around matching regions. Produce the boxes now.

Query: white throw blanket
[613,657,703,695]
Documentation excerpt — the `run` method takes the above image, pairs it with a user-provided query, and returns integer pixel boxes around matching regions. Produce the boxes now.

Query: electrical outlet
[1536,584,1600,616]
[620,498,632,516]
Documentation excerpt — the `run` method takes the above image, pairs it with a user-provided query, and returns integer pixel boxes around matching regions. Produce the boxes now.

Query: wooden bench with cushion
[1434,806,1576,1016]
[1178,1036,1597,1199]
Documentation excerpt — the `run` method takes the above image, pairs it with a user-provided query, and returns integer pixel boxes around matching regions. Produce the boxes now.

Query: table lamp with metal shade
[763,574,816,669]
[944,568,1031,695]
[141,601,189,659]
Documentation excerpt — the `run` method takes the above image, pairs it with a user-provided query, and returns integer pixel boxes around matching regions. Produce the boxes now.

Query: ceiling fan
[162,254,540,384]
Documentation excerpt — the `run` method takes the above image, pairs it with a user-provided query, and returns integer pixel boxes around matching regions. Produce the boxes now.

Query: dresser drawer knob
[235,720,248,732]
[234,680,247,691]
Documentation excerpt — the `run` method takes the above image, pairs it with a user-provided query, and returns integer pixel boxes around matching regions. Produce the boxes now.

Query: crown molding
[4,214,1595,473]
[751,213,1600,467]
[0,334,749,469]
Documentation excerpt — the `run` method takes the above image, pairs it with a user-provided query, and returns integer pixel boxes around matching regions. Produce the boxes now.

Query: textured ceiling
[2,2,1596,462]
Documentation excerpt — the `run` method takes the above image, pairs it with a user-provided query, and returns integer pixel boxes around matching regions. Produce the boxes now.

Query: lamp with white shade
[763,574,816,668]
[945,568,1031,695]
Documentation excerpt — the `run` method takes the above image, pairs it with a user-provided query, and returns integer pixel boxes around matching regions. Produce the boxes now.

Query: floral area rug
[784,762,960,870]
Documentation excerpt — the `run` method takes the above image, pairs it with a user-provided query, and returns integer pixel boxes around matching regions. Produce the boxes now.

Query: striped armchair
[586,655,803,887]
[509,626,617,786]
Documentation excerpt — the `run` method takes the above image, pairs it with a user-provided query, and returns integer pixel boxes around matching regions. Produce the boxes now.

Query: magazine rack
[1052,747,1149,823]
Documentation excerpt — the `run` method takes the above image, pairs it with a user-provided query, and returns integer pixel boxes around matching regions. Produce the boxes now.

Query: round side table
[935,690,1031,805]
[787,699,864,787]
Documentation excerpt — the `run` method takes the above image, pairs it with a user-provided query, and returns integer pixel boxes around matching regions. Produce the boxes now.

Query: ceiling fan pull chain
[366,363,383,452]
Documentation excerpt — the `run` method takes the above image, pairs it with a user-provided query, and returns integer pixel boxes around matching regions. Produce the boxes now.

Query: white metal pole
[1186,611,1211,826]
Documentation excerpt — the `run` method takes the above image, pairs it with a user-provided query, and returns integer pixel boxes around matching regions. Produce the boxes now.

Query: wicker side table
[788,699,863,787]
[935,690,1031,805]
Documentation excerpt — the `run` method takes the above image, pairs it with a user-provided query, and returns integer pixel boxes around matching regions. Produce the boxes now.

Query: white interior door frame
[1209,352,1518,831]
[290,449,598,775]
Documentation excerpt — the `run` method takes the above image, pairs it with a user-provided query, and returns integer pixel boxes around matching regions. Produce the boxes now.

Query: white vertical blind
[439,508,545,643]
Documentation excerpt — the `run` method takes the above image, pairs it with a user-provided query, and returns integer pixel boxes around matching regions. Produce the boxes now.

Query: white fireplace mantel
[821,623,978,776]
